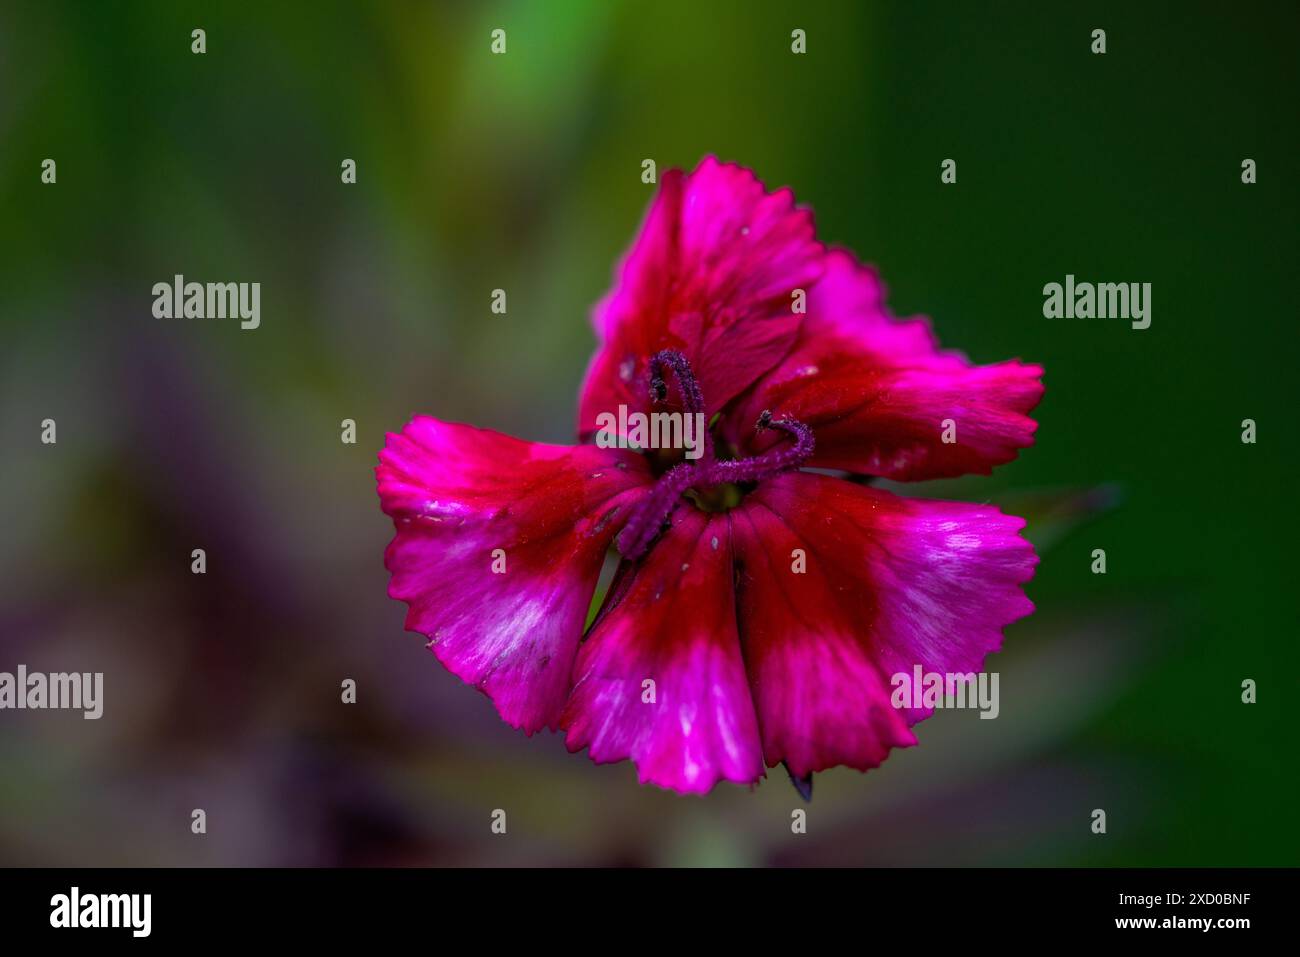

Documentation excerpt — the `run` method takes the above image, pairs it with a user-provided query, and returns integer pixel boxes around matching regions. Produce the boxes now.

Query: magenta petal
[731,501,917,777]
[733,472,1037,772]
[728,248,1044,480]
[376,416,650,733]
[577,156,824,439]
[561,508,764,793]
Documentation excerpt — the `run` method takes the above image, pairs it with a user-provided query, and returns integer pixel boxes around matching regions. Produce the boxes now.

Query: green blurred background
[1,0,1296,866]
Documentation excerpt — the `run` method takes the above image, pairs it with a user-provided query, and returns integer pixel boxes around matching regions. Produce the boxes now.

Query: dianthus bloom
[377,157,1042,794]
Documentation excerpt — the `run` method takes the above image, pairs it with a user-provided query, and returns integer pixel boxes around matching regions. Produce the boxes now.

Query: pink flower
[377,157,1042,794]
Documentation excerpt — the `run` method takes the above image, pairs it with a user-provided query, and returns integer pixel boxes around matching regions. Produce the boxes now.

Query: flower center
[615,350,814,561]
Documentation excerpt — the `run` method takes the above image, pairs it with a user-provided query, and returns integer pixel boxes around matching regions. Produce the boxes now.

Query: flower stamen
[614,461,699,561]
[648,349,714,466]
[705,411,815,486]
[649,349,707,417]
[615,354,816,562]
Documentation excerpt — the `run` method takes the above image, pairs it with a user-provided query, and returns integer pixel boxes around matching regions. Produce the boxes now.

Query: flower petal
[727,249,1043,480]
[561,508,764,793]
[730,503,916,777]
[731,472,1037,774]
[578,156,824,438]
[376,416,650,733]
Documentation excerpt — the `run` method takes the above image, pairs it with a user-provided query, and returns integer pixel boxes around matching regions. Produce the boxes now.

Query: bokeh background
[1,0,1296,866]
